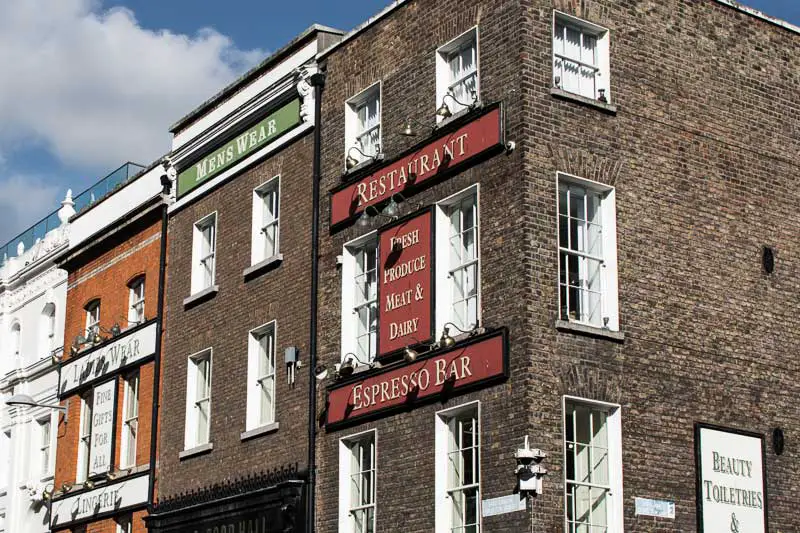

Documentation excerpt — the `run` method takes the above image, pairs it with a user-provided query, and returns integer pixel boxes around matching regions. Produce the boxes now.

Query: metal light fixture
[60,482,73,493]
[110,323,122,337]
[436,90,478,120]
[346,146,373,170]
[84,479,95,490]
[6,394,66,412]
[339,352,377,378]
[403,346,419,363]
[41,486,53,502]
[384,197,401,217]
[439,327,456,349]
[400,117,435,137]
[357,210,372,228]
[314,364,329,381]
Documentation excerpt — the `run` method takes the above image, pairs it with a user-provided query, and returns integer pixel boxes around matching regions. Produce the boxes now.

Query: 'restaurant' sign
[59,321,157,397]
[51,473,148,528]
[330,106,503,229]
[177,97,301,197]
[327,329,507,428]
[89,379,117,478]
[377,209,434,358]
[695,424,767,533]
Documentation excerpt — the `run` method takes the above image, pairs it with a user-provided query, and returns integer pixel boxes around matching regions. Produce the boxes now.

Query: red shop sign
[330,106,503,229]
[377,209,434,358]
[326,329,507,429]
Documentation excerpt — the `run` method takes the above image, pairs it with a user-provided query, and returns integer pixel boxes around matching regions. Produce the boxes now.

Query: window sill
[436,102,481,129]
[550,88,617,115]
[179,442,213,460]
[240,422,279,441]
[555,320,624,342]
[243,254,283,281]
[182,285,219,309]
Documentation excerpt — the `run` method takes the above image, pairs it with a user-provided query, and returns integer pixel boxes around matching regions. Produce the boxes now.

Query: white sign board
[51,473,148,528]
[60,322,156,396]
[635,497,675,519]
[481,493,526,517]
[89,379,116,477]
[696,425,766,533]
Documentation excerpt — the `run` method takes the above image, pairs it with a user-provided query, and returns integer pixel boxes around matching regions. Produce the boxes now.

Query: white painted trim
[711,0,800,35]
[344,81,382,170]
[251,175,281,266]
[340,231,378,363]
[435,27,480,122]
[552,11,611,101]
[338,428,378,533]
[190,212,218,295]
[184,347,213,450]
[434,400,482,533]
[561,396,624,533]
[245,320,277,431]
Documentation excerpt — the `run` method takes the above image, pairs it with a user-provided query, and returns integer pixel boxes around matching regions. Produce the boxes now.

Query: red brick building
[51,164,168,533]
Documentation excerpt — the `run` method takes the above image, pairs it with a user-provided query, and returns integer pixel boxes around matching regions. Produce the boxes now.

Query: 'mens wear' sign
[177,98,301,197]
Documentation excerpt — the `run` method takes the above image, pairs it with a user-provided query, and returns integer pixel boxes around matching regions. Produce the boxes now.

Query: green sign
[177,98,301,197]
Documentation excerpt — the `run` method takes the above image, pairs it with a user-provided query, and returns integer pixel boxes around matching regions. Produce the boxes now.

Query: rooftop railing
[1,162,144,267]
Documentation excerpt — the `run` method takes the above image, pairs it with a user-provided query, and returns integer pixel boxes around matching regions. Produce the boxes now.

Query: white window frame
[250,175,281,266]
[436,27,480,121]
[191,212,218,294]
[246,321,277,431]
[435,185,481,339]
[552,11,610,102]
[76,391,93,482]
[37,416,52,479]
[338,429,377,533]
[184,348,213,449]
[41,303,57,355]
[115,514,133,533]
[120,371,139,469]
[345,82,382,167]
[556,172,619,331]
[562,396,623,533]
[128,276,146,327]
[435,401,481,533]
[85,300,101,339]
[340,231,379,364]
[9,321,21,359]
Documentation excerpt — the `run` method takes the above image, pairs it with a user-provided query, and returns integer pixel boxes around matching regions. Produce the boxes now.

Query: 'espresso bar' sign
[377,209,434,357]
[330,106,502,228]
[59,322,157,397]
[327,330,507,428]
[695,424,767,533]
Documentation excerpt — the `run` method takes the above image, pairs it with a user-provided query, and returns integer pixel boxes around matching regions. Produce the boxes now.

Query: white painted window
[120,372,139,468]
[85,300,101,339]
[553,12,610,102]
[77,391,93,482]
[251,176,281,265]
[340,233,378,363]
[338,430,377,533]
[184,349,212,448]
[557,173,619,330]
[41,303,57,355]
[115,514,133,533]
[563,397,623,533]
[128,276,145,327]
[191,213,217,294]
[345,83,381,165]
[37,418,51,478]
[436,27,479,119]
[9,322,21,359]
[246,322,276,430]
[436,186,480,337]
[435,402,481,533]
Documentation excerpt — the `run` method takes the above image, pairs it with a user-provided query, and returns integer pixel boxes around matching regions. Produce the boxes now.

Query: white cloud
[0,175,60,247]
[0,0,264,170]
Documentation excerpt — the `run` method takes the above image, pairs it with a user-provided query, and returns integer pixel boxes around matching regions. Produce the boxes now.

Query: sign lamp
[6,394,66,412]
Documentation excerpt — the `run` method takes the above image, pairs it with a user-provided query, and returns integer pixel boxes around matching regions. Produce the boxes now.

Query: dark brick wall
[158,134,315,500]
[313,0,800,532]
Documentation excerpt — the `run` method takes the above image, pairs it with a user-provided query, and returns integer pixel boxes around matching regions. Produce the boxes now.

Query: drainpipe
[148,174,171,509]
[306,69,325,533]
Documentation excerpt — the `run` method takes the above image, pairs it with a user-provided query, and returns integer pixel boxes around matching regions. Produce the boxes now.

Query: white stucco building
[0,191,74,533]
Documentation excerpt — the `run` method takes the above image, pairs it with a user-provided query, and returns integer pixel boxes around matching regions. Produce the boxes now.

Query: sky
[0,0,797,246]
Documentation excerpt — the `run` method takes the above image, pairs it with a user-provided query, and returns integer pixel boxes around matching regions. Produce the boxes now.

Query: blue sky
[0,0,797,246]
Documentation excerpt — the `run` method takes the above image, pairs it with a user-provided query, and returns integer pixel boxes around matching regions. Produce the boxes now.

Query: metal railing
[1,162,144,267]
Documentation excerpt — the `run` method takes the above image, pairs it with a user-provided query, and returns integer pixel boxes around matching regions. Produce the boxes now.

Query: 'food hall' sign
[326,330,507,428]
[330,106,503,229]
[695,424,767,533]
[377,210,434,357]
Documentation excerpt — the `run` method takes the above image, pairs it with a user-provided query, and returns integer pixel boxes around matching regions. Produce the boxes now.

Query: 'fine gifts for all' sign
[377,209,434,357]
[89,379,117,478]
[177,98,301,197]
[326,330,507,428]
[695,424,767,533]
[330,106,503,228]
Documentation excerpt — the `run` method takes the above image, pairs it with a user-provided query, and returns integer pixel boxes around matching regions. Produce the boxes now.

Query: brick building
[50,163,167,533]
[310,0,800,532]
[146,26,342,533]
